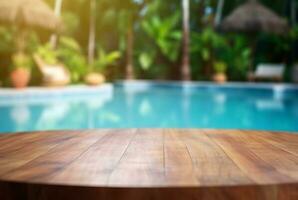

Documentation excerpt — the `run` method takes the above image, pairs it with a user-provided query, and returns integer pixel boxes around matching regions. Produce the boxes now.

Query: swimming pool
[0,81,298,133]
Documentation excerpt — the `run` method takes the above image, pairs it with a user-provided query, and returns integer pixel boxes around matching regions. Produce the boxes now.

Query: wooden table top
[0,128,298,189]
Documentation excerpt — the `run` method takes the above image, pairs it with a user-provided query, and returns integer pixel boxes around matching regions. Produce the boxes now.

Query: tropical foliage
[0,0,296,86]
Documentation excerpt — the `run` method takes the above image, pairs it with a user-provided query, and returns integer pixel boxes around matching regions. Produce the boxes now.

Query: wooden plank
[108,129,165,187]
[245,131,298,157]
[0,131,75,152]
[163,129,198,186]
[50,129,137,186]
[0,131,79,176]
[1,130,109,183]
[236,131,298,180]
[182,129,252,186]
[206,130,298,184]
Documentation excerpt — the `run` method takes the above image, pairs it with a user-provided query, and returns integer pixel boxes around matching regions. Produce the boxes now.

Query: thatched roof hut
[0,0,60,31]
[220,0,288,35]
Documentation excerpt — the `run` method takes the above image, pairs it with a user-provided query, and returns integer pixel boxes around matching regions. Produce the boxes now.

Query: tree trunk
[125,20,134,80]
[15,27,27,55]
[214,0,224,26]
[181,0,191,81]
[88,0,96,67]
[50,0,63,49]
[291,0,296,26]
[249,34,257,73]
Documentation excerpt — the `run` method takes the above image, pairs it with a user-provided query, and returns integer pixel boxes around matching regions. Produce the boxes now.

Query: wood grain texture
[0,129,298,200]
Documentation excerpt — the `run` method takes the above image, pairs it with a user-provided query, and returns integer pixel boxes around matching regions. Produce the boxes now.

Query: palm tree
[215,0,225,26]
[181,0,191,81]
[88,0,96,66]
[119,0,146,80]
[291,0,296,26]
[50,0,63,48]
[121,1,141,80]
[125,13,135,80]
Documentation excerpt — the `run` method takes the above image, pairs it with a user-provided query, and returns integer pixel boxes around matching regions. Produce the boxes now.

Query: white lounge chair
[33,54,70,87]
[248,63,285,82]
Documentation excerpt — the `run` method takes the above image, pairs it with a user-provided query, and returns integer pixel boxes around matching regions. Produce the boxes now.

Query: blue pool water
[0,82,298,133]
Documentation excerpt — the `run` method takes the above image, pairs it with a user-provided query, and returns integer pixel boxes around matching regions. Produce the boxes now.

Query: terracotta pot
[10,68,31,89]
[85,73,106,86]
[212,73,227,84]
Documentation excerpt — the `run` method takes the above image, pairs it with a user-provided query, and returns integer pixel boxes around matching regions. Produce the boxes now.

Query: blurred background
[0,0,297,87]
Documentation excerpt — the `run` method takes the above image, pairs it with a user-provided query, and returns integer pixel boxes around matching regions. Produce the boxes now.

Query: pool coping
[0,81,297,99]
[0,84,113,95]
[0,84,114,105]
[115,80,298,90]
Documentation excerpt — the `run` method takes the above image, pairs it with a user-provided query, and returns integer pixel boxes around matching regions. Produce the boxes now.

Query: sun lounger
[248,63,285,82]
[33,54,70,87]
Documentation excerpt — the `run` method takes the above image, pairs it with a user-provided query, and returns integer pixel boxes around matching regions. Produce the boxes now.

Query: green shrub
[0,26,14,53]
[93,48,121,73]
[12,53,32,70]
[191,28,227,79]
[221,35,251,81]
[213,61,227,74]
[57,37,88,83]
[36,44,58,65]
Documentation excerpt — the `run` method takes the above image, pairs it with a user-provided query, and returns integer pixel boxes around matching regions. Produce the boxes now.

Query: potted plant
[10,53,31,88]
[85,48,121,86]
[213,61,227,84]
